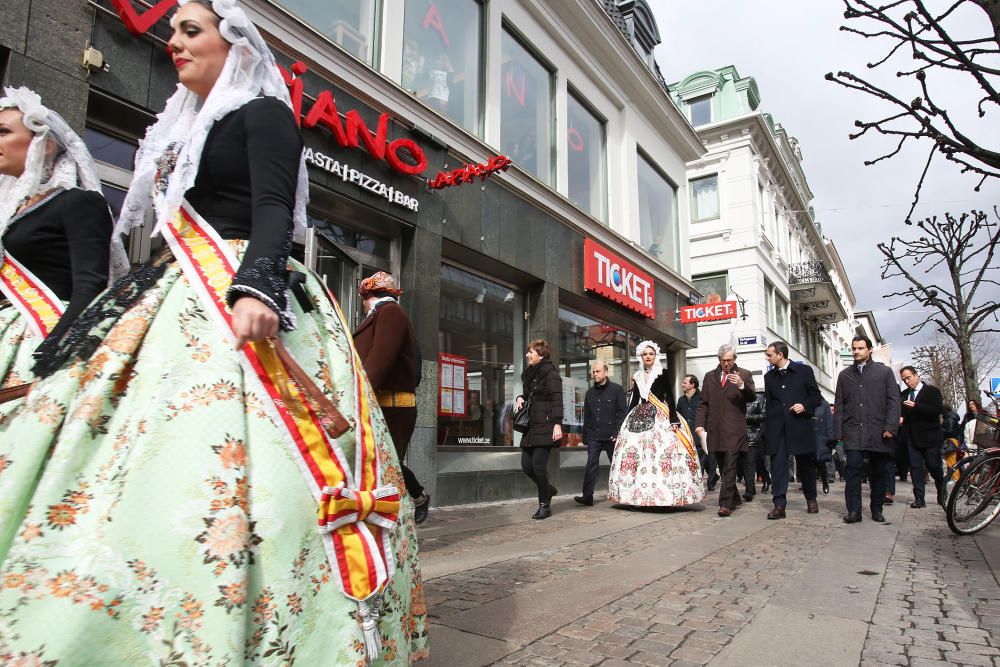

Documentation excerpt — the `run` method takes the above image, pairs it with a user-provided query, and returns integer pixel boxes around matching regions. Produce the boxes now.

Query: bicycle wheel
[947,454,1000,536]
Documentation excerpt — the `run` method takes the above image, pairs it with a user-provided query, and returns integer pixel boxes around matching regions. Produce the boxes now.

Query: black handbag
[512,392,533,434]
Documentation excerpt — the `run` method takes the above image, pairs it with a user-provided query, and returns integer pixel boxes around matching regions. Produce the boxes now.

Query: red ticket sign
[438,353,468,417]
[583,239,655,318]
[680,301,738,324]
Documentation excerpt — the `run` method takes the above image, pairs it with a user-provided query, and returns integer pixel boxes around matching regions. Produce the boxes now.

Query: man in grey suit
[834,335,901,524]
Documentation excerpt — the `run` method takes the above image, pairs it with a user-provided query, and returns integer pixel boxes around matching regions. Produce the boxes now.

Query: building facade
[2,0,706,505]
[669,66,855,399]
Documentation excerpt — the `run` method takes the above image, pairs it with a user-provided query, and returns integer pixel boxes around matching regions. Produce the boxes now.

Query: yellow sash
[648,393,699,466]
[162,202,398,662]
[0,253,64,338]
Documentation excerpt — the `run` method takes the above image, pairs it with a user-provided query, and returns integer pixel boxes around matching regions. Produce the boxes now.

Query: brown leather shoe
[807,499,819,514]
[718,507,732,517]
[767,506,786,520]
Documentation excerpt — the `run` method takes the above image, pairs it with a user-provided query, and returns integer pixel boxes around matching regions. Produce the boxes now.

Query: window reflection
[273,0,379,65]
[84,127,137,171]
[402,0,482,134]
[567,91,606,221]
[637,152,678,269]
[500,27,553,184]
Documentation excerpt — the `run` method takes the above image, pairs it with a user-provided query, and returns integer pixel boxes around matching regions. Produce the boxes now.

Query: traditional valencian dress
[0,2,427,665]
[0,87,119,410]
[608,344,704,507]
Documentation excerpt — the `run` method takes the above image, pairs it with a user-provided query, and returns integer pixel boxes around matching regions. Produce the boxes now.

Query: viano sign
[583,239,655,319]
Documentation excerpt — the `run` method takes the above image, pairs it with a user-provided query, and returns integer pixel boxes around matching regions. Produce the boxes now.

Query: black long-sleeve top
[185,96,303,328]
[2,187,112,343]
[628,372,679,425]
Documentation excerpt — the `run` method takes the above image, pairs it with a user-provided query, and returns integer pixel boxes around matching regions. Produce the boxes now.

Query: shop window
[690,174,719,221]
[84,127,138,172]
[273,0,380,66]
[438,265,524,447]
[692,273,728,307]
[558,308,632,447]
[309,216,391,260]
[500,25,553,184]
[566,88,606,221]
[636,150,678,269]
[402,0,482,135]
[688,94,712,126]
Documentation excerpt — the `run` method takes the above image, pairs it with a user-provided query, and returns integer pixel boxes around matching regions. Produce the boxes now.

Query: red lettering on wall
[279,61,308,126]
[504,70,526,107]
[427,155,510,189]
[343,110,388,160]
[421,3,450,47]
[386,139,428,176]
[110,0,176,36]
[302,90,349,145]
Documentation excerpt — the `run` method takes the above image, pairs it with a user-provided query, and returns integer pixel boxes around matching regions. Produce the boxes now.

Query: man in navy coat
[899,366,946,508]
[763,341,822,520]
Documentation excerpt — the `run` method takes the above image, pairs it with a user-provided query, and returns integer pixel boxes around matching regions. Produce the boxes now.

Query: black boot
[532,502,552,520]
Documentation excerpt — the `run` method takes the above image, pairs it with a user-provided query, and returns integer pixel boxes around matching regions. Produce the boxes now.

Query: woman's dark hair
[527,339,550,360]
[970,399,983,412]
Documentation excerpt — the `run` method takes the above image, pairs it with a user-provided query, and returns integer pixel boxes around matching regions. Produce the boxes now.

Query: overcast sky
[651,1,1000,372]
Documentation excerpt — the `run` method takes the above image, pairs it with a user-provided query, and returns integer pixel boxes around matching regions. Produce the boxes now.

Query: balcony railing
[788,261,832,285]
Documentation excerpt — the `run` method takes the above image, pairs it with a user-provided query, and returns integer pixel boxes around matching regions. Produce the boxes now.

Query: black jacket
[676,390,701,428]
[834,361,900,455]
[627,373,679,425]
[583,380,627,443]
[745,392,766,447]
[518,360,563,448]
[899,383,944,450]
[942,409,963,443]
[763,362,823,456]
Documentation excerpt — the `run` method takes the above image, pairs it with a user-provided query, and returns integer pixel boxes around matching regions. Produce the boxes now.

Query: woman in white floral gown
[608,341,704,507]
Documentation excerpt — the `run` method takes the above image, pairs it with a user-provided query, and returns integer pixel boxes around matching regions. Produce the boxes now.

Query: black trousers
[770,436,816,507]
[581,439,615,499]
[740,450,758,495]
[715,451,742,508]
[521,446,553,503]
[845,449,889,514]
[750,445,771,485]
[383,406,424,499]
[908,442,945,503]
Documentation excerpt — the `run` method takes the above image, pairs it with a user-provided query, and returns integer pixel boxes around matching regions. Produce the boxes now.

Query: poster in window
[438,353,468,416]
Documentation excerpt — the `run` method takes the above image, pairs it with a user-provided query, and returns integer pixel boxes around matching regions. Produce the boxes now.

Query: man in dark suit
[834,335,900,524]
[696,345,756,516]
[353,272,430,524]
[899,366,946,508]
[575,360,627,506]
[762,341,822,519]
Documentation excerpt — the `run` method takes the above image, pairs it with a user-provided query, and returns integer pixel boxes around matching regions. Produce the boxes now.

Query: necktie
[779,368,787,377]
[909,389,915,402]
[857,364,864,376]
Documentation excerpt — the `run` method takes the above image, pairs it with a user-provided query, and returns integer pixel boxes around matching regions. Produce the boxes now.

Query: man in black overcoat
[762,341,822,519]
[899,366,946,508]
[575,360,627,506]
[834,335,901,524]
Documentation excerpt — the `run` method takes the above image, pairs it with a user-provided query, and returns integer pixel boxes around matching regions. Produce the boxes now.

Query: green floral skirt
[0,245,428,665]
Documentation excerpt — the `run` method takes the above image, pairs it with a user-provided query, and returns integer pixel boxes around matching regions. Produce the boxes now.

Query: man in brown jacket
[696,344,757,516]
[353,272,430,524]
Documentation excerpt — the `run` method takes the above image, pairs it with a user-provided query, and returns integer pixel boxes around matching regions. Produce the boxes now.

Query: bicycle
[946,410,1000,536]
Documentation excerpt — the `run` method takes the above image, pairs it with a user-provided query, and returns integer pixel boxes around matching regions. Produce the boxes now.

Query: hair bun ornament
[0,86,49,134]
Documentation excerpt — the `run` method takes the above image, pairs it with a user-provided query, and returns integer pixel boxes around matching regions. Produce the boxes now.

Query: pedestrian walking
[745,390,771,498]
[608,341,703,507]
[814,397,836,495]
[898,366,947,508]
[0,1,427,662]
[354,271,431,523]
[515,339,563,519]
[575,360,627,506]
[834,335,901,524]
[763,341,822,519]
[677,373,707,471]
[695,345,756,517]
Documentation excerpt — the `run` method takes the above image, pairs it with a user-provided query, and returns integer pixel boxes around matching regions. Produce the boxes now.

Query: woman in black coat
[515,339,563,519]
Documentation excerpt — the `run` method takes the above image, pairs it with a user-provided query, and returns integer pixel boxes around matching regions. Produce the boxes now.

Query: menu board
[438,353,468,417]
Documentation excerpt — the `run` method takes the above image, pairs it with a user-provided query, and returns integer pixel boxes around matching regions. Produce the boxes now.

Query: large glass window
[688,94,712,126]
[691,174,719,221]
[402,1,482,134]
[636,151,678,269]
[775,291,789,337]
[566,89,606,221]
[273,0,380,65]
[500,26,553,184]
[692,273,728,305]
[438,265,524,447]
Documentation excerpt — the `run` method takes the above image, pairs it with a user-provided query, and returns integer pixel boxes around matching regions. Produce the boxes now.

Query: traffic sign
[991,377,1000,396]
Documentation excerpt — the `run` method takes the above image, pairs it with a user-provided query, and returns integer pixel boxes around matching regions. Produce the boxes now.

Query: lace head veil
[0,86,130,280]
[117,0,308,241]
[633,339,664,400]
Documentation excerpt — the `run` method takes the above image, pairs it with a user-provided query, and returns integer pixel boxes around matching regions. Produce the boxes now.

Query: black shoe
[843,512,863,524]
[574,495,594,506]
[910,499,927,509]
[532,502,552,520]
[742,492,754,502]
[871,511,886,523]
[822,479,830,495]
[707,475,719,492]
[413,494,430,525]
[762,481,771,493]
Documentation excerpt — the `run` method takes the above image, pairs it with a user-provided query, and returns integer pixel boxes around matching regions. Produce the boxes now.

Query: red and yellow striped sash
[162,203,398,658]
[0,253,64,338]
[648,393,699,465]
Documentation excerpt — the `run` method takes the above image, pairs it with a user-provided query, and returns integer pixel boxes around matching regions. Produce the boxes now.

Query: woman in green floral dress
[0,1,428,664]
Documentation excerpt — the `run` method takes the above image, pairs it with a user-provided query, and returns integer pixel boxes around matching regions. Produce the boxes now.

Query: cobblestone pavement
[418,483,1000,666]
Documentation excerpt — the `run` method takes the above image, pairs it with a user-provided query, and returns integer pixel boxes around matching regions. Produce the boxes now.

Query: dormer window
[688,94,712,126]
